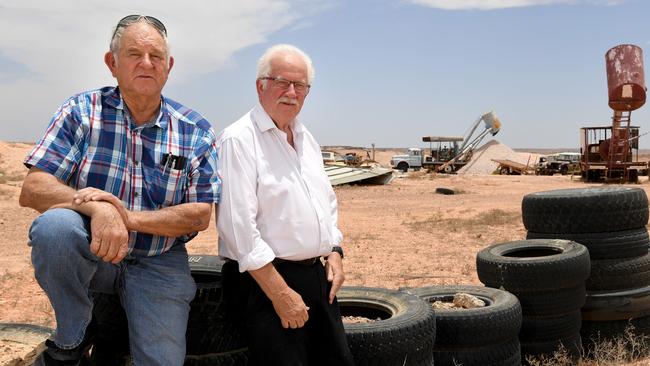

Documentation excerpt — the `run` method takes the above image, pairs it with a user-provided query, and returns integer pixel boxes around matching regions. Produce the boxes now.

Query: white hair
[257,44,315,87]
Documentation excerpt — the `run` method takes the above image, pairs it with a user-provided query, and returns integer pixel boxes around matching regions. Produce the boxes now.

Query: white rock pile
[457,139,540,175]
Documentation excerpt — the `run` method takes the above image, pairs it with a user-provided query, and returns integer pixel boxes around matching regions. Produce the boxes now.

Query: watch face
[332,246,344,258]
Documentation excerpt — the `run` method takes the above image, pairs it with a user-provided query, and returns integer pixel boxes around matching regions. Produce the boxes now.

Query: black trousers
[222,259,355,366]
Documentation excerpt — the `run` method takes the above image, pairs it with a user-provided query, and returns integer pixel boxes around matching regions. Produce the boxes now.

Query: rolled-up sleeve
[186,132,221,204]
[328,184,343,246]
[216,136,275,272]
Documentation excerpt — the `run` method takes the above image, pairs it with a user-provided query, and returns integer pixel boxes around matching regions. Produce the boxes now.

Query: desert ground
[1,141,649,365]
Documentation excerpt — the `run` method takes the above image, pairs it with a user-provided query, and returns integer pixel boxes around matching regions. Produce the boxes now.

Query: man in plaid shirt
[19,15,219,365]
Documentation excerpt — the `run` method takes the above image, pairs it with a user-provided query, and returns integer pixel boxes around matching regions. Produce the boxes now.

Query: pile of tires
[337,287,436,366]
[403,285,522,366]
[522,187,650,353]
[477,239,591,363]
[184,255,248,366]
[88,254,247,366]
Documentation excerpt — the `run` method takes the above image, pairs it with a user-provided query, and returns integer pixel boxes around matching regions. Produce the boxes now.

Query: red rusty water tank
[606,44,646,111]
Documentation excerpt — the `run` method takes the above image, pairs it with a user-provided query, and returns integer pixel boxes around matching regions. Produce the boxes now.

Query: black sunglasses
[112,15,167,39]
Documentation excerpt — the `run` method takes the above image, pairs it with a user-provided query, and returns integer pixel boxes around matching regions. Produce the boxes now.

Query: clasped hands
[71,188,131,264]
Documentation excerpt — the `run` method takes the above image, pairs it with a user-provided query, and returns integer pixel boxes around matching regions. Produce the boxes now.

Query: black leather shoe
[32,339,89,366]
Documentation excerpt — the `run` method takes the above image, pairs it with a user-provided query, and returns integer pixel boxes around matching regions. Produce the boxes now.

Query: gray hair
[257,44,315,88]
[109,16,170,61]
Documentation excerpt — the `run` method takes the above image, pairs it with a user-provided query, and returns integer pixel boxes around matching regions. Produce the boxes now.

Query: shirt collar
[105,86,169,130]
[252,101,305,135]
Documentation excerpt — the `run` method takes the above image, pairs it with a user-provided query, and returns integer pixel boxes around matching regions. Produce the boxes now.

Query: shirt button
[134,161,139,166]
[134,192,139,198]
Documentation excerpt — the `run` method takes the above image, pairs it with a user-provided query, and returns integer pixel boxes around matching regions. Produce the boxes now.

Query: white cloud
[405,0,625,10]
[0,0,321,140]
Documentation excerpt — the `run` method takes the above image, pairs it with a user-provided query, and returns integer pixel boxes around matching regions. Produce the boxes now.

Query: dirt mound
[458,140,539,175]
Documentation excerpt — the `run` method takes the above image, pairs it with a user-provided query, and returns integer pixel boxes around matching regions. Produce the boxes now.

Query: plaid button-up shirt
[25,86,220,257]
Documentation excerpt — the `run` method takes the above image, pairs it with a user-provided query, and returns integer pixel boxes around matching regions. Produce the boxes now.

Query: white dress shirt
[216,102,343,272]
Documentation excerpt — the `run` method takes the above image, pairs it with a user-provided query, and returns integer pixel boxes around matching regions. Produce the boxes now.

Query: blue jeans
[28,208,196,366]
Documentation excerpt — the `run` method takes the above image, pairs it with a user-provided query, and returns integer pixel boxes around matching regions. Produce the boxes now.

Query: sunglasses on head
[112,15,167,38]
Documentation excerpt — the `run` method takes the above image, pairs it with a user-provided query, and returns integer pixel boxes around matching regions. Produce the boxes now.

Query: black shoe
[32,339,89,366]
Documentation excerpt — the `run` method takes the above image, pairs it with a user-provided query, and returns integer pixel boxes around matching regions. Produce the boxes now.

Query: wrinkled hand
[325,252,345,304]
[89,202,130,264]
[271,287,310,329]
[74,187,131,228]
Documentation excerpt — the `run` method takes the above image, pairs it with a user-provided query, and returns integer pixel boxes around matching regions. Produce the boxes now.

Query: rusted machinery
[580,44,648,182]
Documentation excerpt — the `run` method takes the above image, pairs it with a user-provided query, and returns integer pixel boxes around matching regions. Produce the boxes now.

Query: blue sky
[1,0,648,149]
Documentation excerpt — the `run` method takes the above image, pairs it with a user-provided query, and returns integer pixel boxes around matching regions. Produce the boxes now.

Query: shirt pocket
[149,165,187,207]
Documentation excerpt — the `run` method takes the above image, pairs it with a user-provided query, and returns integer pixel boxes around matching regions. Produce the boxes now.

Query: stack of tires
[89,254,248,366]
[477,239,591,362]
[402,285,522,366]
[522,187,650,353]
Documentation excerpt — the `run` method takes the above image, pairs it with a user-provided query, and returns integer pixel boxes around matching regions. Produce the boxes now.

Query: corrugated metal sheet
[324,165,394,186]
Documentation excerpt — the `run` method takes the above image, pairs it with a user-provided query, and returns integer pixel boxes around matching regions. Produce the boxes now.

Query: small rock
[453,293,485,308]
[431,301,456,310]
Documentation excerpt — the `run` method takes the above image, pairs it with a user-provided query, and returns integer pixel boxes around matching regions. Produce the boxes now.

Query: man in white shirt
[216,44,354,365]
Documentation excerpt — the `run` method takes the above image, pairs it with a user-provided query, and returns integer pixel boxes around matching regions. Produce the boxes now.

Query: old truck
[535,152,581,175]
[390,111,502,173]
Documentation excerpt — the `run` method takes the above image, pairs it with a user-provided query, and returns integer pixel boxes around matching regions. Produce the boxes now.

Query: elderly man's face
[257,53,309,127]
[105,22,173,100]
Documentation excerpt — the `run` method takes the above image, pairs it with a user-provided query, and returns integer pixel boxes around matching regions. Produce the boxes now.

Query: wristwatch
[331,246,344,259]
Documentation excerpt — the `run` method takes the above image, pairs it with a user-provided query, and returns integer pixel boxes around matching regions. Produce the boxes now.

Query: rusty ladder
[607,110,632,179]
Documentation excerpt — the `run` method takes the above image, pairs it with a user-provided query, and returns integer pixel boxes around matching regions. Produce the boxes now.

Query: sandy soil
[2,141,649,364]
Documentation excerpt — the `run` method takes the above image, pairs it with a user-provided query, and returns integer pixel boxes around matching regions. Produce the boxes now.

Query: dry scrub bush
[404,209,520,235]
[526,324,650,366]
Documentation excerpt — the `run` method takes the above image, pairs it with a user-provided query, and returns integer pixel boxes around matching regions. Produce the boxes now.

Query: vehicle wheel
[435,187,455,195]
[397,162,409,172]
[403,285,520,347]
[443,165,454,173]
[476,239,591,292]
[521,187,649,234]
[500,167,510,175]
[339,287,436,366]
[587,253,650,291]
[629,169,639,182]
[526,228,650,260]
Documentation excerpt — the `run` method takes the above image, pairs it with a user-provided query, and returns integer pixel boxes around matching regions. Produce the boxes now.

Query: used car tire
[0,323,53,365]
[403,285,522,366]
[185,255,248,364]
[521,187,648,234]
[587,252,650,291]
[339,286,436,366]
[526,228,650,260]
[402,285,521,347]
[476,239,591,292]
[520,311,582,342]
[582,285,650,321]
[435,187,455,195]
[90,254,242,365]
